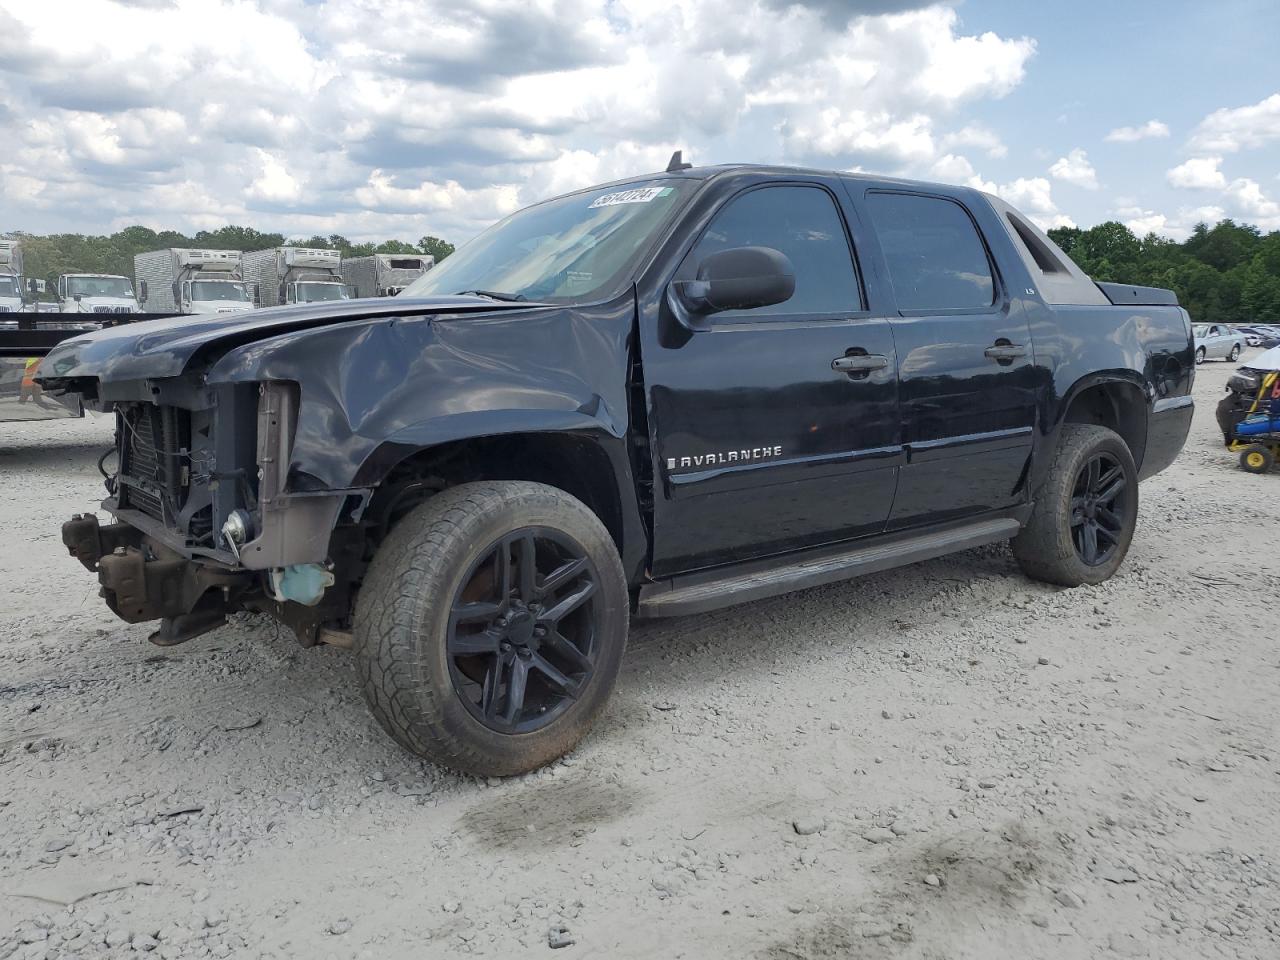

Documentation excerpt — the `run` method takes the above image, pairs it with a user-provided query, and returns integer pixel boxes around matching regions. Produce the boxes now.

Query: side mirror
[139,280,149,302]
[674,246,795,316]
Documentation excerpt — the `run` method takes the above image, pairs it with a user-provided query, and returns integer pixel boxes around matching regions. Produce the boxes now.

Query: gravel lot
[2,353,1277,960]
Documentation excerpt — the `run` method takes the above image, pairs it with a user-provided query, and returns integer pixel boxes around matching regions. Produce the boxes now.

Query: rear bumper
[1140,395,1194,480]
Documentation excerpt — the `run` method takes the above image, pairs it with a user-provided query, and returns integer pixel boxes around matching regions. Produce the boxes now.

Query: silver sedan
[1193,323,1244,364]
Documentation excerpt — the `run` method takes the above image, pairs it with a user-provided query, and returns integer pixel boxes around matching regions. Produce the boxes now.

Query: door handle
[984,343,1028,364]
[832,353,890,374]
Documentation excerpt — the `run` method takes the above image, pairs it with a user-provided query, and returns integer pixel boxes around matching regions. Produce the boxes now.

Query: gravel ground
[2,353,1277,960]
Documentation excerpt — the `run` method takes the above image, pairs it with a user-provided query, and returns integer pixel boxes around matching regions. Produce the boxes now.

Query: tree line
[7,225,456,295]
[1048,219,1280,324]
[7,218,1280,323]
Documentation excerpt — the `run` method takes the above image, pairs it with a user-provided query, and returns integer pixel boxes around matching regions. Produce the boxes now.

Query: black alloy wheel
[1069,452,1129,567]
[447,528,600,733]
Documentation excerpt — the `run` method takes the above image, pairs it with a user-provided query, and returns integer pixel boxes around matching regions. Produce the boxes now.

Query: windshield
[192,280,250,302]
[297,282,350,302]
[1193,325,1208,337]
[402,179,695,303]
[68,276,133,299]
[0,276,18,298]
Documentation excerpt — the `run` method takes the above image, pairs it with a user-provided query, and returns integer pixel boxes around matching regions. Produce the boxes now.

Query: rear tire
[353,481,629,776]
[1012,425,1138,587]
[1228,343,1241,362]
[1239,444,1274,474]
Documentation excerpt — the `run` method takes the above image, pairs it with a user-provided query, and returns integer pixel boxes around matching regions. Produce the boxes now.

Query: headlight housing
[1227,369,1260,395]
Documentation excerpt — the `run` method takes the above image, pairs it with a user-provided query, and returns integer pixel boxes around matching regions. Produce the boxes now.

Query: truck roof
[553,162,992,206]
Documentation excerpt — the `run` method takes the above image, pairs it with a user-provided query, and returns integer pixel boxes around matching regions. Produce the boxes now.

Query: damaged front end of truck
[59,375,358,647]
[37,289,638,650]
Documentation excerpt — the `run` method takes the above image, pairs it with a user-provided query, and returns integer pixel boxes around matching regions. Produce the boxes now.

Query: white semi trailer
[57,273,141,314]
[0,240,26,313]
[340,253,433,299]
[134,248,255,315]
[242,247,350,307]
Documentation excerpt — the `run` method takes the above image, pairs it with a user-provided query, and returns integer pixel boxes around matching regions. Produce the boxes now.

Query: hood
[1248,345,1280,371]
[37,295,546,384]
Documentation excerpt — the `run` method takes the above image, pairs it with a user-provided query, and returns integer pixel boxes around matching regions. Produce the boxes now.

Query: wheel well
[1061,382,1148,468]
[362,433,627,555]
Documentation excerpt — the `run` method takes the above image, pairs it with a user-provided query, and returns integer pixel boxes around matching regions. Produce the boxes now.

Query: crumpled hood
[37,295,541,384]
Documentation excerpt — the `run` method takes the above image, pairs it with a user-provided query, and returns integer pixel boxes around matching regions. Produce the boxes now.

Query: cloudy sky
[1,0,1277,244]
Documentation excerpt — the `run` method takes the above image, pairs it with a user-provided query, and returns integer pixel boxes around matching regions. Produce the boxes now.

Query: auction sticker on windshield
[589,186,672,208]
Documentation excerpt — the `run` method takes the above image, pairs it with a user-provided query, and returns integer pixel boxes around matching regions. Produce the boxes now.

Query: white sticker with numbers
[589,187,666,208]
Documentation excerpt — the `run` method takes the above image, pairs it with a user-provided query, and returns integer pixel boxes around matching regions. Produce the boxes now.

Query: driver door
[639,180,902,576]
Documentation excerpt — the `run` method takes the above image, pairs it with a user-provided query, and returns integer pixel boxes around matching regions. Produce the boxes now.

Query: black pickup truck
[41,161,1195,776]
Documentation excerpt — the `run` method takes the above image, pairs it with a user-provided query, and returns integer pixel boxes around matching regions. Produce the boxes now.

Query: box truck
[242,247,350,307]
[340,253,433,299]
[0,240,25,313]
[135,248,255,315]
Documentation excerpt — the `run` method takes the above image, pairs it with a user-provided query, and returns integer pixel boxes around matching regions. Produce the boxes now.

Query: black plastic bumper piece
[61,514,141,571]
[64,513,254,643]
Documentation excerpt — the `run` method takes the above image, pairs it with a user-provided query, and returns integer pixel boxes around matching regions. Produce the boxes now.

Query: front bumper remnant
[61,513,254,644]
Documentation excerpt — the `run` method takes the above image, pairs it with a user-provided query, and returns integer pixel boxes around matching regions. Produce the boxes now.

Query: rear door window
[866,193,995,312]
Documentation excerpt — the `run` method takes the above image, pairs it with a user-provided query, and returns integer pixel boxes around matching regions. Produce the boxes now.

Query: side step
[637,517,1020,618]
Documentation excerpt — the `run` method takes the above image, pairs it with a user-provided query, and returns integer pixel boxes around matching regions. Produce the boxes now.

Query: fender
[205,295,649,574]
[1026,301,1193,491]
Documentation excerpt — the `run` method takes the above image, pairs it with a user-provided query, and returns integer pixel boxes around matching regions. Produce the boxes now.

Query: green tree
[418,236,456,261]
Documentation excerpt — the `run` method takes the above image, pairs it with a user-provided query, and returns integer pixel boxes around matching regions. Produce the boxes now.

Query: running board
[637,517,1020,618]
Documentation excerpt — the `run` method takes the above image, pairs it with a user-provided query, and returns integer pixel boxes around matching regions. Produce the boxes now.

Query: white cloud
[996,176,1074,229]
[1223,177,1280,228]
[1167,156,1227,190]
[1048,148,1098,189]
[0,0,1041,241]
[1122,211,1170,236]
[1104,120,1169,143]
[940,124,1007,158]
[247,150,303,203]
[1110,202,1256,242]
[1188,93,1280,153]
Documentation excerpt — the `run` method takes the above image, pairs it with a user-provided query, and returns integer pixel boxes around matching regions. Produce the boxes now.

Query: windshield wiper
[454,289,527,302]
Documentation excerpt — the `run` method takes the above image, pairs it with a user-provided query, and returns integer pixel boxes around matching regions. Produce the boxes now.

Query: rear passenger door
[854,188,1038,530]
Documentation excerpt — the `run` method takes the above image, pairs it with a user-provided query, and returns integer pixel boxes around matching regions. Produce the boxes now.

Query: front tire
[1012,425,1138,587]
[1239,444,1274,474]
[1195,347,1206,365]
[353,481,629,776]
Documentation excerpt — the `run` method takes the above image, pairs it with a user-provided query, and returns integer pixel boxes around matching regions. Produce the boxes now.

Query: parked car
[1237,325,1280,348]
[41,160,1195,776]
[1193,323,1245,363]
